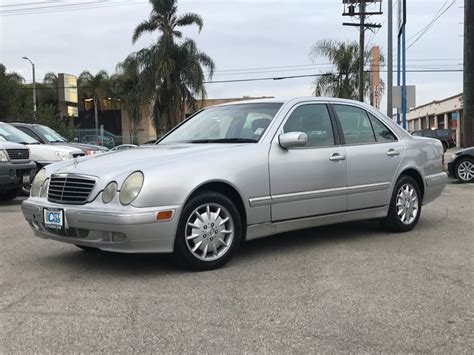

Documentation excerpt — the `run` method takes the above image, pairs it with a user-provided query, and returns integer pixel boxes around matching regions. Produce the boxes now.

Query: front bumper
[21,197,182,253]
[0,161,36,190]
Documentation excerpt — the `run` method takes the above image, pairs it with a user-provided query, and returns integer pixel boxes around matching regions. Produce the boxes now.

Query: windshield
[159,103,283,144]
[36,125,67,143]
[0,124,39,144]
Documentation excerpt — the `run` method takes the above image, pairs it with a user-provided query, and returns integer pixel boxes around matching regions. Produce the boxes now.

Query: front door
[269,103,347,221]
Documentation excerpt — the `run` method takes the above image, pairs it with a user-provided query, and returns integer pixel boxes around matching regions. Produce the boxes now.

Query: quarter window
[368,113,397,142]
[333,105,376,144]
[283,104,335,147]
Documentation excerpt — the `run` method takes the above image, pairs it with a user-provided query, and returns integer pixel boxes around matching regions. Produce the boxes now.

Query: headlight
[40,178,49,198]
[55,151,68,161]
[0,150,9,162]
[119,171,144,205]
[30,169,46,197]
[102,181,118,204]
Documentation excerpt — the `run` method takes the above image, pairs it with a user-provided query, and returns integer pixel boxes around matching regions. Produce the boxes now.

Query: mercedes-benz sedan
[22,97,447,270]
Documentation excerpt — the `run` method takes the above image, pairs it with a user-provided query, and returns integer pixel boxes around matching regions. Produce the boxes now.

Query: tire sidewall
[386,175,422,232]
[455,157,474,183]
[174,191,242,270]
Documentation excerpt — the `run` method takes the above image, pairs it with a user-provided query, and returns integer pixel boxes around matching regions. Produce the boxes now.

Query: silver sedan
[22,97,447,270]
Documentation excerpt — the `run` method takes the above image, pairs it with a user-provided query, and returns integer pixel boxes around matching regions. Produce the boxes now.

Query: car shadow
[40,220,389,275]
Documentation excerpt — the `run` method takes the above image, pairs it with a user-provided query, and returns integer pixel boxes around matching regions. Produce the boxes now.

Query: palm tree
[309,39,384,101]
[116,55,143,142]
[78,70,110,131]
[132,0,214,134]
[0,64,24,119]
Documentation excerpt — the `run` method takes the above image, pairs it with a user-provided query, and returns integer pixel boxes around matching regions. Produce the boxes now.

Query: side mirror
[278,132,308,149]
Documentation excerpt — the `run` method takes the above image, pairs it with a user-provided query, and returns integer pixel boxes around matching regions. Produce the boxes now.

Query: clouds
[0,0,464,110]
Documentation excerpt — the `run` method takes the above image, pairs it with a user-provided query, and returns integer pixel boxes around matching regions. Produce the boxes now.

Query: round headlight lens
[102,181,118,204]
[40,178,49,198]
[30,169,46,197]
[119,171,144,205]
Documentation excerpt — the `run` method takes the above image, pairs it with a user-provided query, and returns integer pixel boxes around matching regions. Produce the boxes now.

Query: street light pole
[22,56,37,120]
[387,0,393,118]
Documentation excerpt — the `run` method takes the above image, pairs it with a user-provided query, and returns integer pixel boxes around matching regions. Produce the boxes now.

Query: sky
[0,0,464,115]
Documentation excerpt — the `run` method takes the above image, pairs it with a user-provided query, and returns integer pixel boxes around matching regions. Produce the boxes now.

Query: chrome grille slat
[47,174,96,205]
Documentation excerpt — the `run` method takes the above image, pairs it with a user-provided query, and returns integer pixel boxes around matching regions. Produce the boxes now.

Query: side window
[283,104,335,147]
[333,105,376,144]
[368,113,397,142]
[17,127,43,142]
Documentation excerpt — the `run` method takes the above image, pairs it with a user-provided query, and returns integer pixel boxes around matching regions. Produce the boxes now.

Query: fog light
[112,232,126,242]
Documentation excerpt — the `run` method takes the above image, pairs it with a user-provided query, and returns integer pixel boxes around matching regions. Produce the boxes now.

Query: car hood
[51,143,248,178]
[0,141,30,150]
[25,143,83,154]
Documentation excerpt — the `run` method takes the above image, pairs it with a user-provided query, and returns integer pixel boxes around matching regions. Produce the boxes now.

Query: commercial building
[404,93,464,147]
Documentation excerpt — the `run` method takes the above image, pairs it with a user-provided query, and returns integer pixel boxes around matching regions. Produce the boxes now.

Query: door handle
[386,149,400,157]
[329,153,346,161]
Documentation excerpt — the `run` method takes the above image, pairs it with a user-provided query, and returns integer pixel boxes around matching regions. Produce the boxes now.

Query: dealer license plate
[44,209,64,229]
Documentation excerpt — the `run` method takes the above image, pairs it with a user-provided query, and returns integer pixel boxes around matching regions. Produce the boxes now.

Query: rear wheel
[454,157,474,183]
[173,191,242,270]
[382,176,422,232]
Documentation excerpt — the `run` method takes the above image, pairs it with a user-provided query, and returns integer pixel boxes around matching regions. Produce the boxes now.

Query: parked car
[0,140,36,201]
[411,128,455,152]
[0,122,85,193]
[21,98,447,270]
[447,147,474,183]
[81,135,115,149]
[11,122,108,155]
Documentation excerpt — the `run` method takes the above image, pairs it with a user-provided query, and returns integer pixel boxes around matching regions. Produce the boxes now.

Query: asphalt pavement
[0,182,473,353]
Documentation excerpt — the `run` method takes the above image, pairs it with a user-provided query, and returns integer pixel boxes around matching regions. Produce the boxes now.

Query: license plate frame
[43,208,64,230]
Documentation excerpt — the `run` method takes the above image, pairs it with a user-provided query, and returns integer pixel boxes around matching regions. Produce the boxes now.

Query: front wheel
[382,176,422,232]
[454,157,474,183]
[173,191,242,270]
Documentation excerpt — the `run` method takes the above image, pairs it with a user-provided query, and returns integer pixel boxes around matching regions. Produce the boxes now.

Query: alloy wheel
[396,183,419,225]
[185,203,234,261]
[457,160,474,182]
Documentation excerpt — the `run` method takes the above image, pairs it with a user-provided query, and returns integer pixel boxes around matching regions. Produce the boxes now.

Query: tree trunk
[464,0,474,147]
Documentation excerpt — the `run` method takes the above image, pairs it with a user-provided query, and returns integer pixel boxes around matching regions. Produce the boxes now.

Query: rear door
[331,104,404,210]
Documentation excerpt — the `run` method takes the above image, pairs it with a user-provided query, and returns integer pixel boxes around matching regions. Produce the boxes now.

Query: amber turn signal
[156,210,173,221]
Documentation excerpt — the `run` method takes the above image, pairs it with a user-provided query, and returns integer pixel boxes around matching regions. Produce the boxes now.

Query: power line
[407,0,457,50]
[0,0,147,16]
[17,68,464,89]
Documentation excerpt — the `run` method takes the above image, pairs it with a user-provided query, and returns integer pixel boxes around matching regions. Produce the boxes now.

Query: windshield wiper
[188,138,258,143]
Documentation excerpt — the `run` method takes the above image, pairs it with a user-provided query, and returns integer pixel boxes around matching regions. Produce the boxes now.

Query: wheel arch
[182,180,248,234]
[397,168,425,200]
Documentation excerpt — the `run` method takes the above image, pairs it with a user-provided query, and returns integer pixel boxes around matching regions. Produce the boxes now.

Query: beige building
[121,96,274,144]
[403,93,464,147]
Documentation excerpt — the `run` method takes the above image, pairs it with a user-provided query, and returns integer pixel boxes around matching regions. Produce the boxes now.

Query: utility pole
[342,0,382,103]
[358,0,366,102]
[22,56,36,120]
[464,0,473,147]
[387,0,393,117]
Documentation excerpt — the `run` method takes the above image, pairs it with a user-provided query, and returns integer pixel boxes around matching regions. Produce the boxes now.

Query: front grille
[6,149,29,160]
[48,174,96,205]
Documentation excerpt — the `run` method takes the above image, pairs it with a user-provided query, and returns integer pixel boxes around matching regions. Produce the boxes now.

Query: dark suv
[411,129,455,152]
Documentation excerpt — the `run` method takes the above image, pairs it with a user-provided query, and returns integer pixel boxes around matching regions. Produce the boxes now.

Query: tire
[454,157,474,183]
[382,175,422,233]
[173,191,242,270]
[75,244,100,252]
[0,189,19,201]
